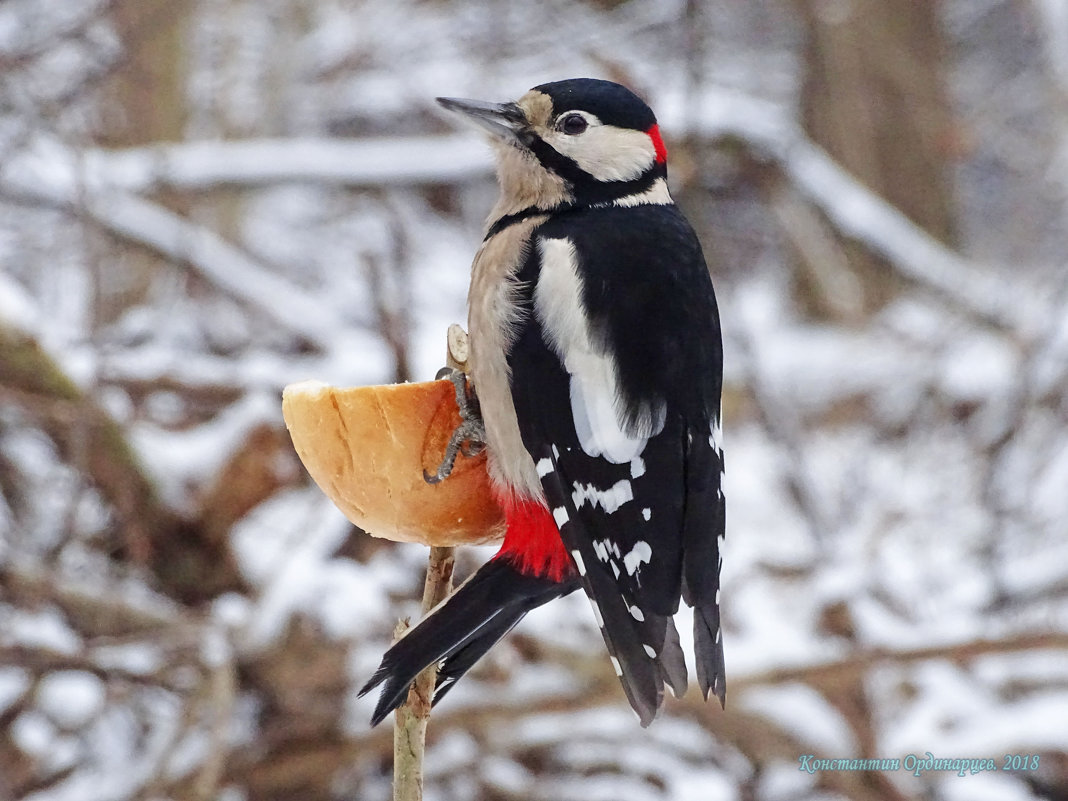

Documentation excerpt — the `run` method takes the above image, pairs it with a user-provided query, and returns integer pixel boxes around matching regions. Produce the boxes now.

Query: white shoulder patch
[534,237,658,463]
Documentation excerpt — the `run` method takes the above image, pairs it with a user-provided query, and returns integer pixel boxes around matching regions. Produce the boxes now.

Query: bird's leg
[424,367,486,485]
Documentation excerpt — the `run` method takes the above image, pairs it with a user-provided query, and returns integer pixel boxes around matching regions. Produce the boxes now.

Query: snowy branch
[81,188,340,345]
[50,90,1031,336]
[0,137,343,348]
[680,89,1029,331]
[81,135,494,192]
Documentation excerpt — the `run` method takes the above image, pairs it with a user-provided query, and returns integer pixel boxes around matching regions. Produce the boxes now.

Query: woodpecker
[360,78,725,727]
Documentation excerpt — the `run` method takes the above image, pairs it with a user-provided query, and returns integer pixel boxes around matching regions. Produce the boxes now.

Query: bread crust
[282,379,505,545]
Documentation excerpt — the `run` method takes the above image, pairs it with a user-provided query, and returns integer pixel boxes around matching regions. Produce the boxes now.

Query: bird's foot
[424,367,486,484]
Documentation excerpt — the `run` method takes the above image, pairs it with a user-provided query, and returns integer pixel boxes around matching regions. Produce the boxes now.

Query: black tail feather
[693,601,726,707]
[359,558,577,726]
[599,608,663,727]
[431,609,527,707]
[659,616,688,699]
[681,413,727,709]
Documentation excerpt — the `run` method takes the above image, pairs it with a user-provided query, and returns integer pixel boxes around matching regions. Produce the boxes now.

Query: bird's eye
[558,113,588,135]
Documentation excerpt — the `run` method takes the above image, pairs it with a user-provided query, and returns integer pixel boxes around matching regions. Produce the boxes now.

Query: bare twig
[390,326,470,800]
[731,631,1068,690]
[392,546,455,801]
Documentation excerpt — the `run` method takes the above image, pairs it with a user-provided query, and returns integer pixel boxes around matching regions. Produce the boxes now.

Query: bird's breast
[467,215,548,501]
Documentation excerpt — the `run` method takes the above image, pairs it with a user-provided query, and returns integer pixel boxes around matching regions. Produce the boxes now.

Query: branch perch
[391,324,470,800]
[392,545,455,800]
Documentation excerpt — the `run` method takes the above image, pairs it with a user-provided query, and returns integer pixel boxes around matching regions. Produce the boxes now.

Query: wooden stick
[392,325,469,801]
[392,545,455,800]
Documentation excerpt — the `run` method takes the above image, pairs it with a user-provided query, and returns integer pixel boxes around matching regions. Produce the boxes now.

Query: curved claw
[423,367,487,485]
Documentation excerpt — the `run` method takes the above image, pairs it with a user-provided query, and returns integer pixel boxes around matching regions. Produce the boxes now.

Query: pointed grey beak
[436,97,528,145]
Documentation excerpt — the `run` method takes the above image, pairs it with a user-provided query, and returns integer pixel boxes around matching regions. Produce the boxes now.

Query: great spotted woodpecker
[360,78,725,727]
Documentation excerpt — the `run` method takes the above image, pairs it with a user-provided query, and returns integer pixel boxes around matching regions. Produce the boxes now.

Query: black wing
[508,204,725,723]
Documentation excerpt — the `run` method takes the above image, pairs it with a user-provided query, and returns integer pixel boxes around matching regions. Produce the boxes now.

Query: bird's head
[437,78,669,216]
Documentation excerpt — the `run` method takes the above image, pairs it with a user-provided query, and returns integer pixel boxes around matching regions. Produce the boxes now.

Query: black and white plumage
[361,78,725,727]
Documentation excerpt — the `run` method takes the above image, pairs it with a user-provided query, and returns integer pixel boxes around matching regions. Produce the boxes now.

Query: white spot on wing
[629,456,646,479]
[643,644,656,658]
[623,541,652,576]
[572,479,633,514]
[641,508,651,521]
[552,507,569,527]
[709,413,724,454]
[591,538,624,580]
[589,600,604,627]
[535,457,554,477]
[571,549,586,576]
[629,605,645,622]
[610,656,622,676]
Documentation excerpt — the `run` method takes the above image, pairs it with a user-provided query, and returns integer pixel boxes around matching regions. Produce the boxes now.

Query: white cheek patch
[547,119,657,183]
[535,237,658,463]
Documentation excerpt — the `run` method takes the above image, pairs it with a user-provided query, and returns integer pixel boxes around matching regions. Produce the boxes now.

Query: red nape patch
[492,491,574,583]
[647,124,668,164]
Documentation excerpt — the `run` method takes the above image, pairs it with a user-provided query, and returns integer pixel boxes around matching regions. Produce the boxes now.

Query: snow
[11,711,58,757]
[738,683,858,757]
[0,270,39,333]
[672,771,740,801]
[231,487,397,647]
[0,667,30,713]
[755,762,820,801]
[90,643,165,676]
[83,135,494,192]
[132,390,282,512]
[937,333,1017,402]
[3,607,83,654]
[35,671,106,729]
[480,755,533,795]
[938,773,1040,801]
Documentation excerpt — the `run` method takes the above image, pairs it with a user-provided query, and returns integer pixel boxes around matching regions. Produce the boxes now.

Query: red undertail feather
[492,491,573,582]
[647,124,667,164]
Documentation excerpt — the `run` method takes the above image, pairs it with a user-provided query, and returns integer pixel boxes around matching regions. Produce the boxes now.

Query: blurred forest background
[2,1,1068,799]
